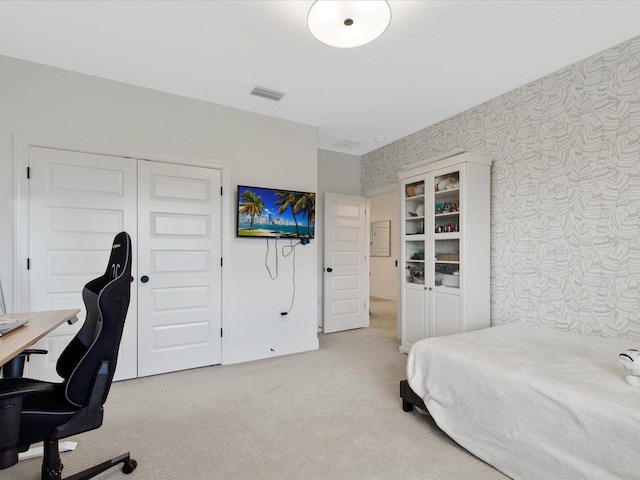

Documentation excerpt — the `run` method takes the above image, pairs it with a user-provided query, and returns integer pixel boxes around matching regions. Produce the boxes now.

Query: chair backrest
[56,232,132,407]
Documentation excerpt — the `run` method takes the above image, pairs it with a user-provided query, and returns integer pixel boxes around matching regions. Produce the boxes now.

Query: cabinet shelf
[434,212,459,218]
[435,187,459,196]
[405,216,425,221]
[434,232,460,240]
[433,285,461,292]
[407,259,425,263]
[405,194,425,200]
[435,260,459,265]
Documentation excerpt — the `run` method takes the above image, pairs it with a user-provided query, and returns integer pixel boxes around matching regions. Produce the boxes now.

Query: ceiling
[1,1,640,156]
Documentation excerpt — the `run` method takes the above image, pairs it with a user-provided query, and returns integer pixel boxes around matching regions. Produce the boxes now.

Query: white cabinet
[399,151,492,354]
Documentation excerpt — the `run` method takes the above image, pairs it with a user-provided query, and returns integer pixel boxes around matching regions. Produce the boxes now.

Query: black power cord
[265,238,279,280]
[264,237,309,315]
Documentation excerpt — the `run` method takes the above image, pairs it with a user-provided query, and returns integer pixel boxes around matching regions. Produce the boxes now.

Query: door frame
[12,134,232,362]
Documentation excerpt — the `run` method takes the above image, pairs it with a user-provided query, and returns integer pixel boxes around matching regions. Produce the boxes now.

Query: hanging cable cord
[281,239,299,315]
[265,238,306,315]
[265,238,279,280]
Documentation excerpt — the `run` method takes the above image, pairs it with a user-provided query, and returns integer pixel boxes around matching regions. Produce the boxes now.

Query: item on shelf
[440,273,460,288]
[406,265,424,284]
[408,211,417,217]
[446,222,452,233]
[416,205,424,216]
[443,202,452,213]
[435,263,458,274]
[411,253,424,260]
[436,178,449,192]
[435,225,443,233]
[419,220,424,234]
[406,185,415,197]
[435,203,444,214]
[414,183,425,196]
[452,200,460,212]
[436,253,460,261]
[435,173,459,192]
[454,222,459,232]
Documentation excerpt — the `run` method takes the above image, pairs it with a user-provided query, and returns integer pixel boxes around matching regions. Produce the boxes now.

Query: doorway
[368,189,399,338]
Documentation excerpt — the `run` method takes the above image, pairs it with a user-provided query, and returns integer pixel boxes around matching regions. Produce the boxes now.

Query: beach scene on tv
[238,186,316,238]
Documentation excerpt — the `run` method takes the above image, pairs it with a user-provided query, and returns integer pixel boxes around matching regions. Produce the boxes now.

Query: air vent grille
[332,139,363,150]
[251,86,285,101]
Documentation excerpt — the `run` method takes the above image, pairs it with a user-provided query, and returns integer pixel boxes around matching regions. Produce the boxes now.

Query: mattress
[406,324,640,480]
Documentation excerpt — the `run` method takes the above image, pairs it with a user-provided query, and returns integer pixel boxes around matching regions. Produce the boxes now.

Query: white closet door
[137,161,222,377]
[28,146,138,381]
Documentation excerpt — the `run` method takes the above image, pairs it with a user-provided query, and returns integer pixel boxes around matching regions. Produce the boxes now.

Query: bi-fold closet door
[27,146,222,380]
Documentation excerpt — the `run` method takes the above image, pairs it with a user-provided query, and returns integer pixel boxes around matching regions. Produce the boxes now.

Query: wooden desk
[0,309,80,366]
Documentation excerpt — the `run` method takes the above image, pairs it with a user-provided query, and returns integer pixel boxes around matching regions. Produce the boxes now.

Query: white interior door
[27,146,138,381]
[323,193,368,333]
[137,161,222,377]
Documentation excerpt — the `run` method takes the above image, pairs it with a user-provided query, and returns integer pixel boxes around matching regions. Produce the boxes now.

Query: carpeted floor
[7,298,506,480]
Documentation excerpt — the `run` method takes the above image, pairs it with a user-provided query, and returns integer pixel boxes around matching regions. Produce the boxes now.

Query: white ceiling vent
[251,86,285,101]
[332,139,363,150]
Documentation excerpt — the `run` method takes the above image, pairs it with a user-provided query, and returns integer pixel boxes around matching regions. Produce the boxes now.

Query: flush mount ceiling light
[307,0,391,48]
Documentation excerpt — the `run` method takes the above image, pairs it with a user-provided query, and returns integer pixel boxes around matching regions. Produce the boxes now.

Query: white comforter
[407,324,640,480]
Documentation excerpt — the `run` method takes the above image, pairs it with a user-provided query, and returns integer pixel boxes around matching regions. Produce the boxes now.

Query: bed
[402,323,640,480]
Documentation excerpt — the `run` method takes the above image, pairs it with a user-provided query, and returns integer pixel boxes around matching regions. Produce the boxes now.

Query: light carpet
[7,298,506,480]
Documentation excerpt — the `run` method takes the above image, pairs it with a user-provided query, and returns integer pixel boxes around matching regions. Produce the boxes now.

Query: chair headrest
[107,232,130,282]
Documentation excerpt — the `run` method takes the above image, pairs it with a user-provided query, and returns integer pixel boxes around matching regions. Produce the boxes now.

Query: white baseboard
[223,338,319,365]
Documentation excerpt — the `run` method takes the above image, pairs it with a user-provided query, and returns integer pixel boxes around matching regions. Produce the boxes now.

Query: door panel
[431,290,460,337]
[137,161,222,376]
[323,193,368,333]
[404,286,427,345]
[28,146,138,381]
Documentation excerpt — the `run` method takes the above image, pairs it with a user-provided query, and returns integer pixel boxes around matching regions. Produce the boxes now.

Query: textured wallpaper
[362,36,640,340]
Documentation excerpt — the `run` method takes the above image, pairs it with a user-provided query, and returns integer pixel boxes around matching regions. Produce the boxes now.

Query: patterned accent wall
[362,36,640,339]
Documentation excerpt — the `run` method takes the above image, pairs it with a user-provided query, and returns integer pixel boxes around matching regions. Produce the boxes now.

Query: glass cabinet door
[432,169,460,289]
[404,179,425,285]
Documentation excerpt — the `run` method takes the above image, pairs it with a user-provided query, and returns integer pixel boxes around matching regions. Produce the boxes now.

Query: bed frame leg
[400,380,428,413]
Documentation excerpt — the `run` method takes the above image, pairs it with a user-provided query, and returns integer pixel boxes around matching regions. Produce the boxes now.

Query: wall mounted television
[237,185,316,239]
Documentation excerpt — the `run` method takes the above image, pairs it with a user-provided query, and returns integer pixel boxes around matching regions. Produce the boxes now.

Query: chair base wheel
[122,459,137,474]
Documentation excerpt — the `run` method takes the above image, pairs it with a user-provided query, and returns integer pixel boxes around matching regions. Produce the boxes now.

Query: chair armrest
[1,350,48,378]
[0,378,54,401]
[21,349,48,356]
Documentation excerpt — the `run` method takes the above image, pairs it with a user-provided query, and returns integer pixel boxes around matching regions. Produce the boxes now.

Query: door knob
[326,267,333,273]
[140,275,149,283]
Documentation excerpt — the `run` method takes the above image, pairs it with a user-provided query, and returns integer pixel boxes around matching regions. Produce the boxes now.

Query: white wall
[368,190,398,301]
[316,149,362,328]
[0,55,318,364]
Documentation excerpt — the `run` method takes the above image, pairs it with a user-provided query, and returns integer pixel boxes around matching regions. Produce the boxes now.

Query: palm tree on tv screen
[275,191,302,237]
[239,189,265,230]
[294,192,316,237]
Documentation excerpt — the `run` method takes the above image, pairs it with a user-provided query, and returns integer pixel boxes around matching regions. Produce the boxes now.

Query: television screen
[237,185,316,238]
